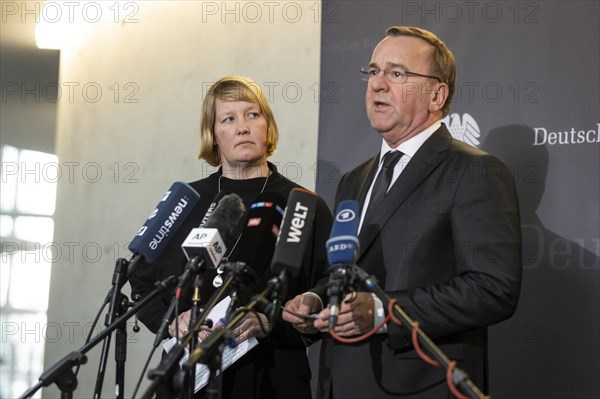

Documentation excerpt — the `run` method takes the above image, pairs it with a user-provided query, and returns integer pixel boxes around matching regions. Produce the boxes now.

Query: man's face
[365,35,441,147]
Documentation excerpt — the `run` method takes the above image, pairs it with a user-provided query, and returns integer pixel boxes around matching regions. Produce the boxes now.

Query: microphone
[127,181,201,273]
[270,188,318,279]
[228,192,286,303]
[199,190,230,228]
[326,200,360,329]
[178,193,245,287]
[125,182,199,346]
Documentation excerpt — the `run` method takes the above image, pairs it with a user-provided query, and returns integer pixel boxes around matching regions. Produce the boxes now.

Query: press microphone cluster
[177,193,246,292]
[204,189,318,326]
[152,192,245,347]
[326,200,360,329]
[183,189,320,372]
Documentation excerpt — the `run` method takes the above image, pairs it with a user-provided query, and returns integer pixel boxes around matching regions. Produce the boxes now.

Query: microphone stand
[351,266,487,399]
[326,264,352,329]
[93,257,130,399]
[183,271,286,399]
[141,263,250,399]
[186,274,205,399]
[150,254,206,399]
[19,276,177,399]
[153,255,204,348]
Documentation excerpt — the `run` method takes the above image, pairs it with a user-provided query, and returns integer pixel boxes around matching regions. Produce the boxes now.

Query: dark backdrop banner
[316,1,599,397]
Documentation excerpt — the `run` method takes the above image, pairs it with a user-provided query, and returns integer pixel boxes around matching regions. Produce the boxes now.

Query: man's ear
[429,83,449,113]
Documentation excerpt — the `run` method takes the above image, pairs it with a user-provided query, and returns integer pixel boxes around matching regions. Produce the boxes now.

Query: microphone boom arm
[352,266,488,399]
[182,271,288,399]
[19,276,177,399]
[141,263,250,399]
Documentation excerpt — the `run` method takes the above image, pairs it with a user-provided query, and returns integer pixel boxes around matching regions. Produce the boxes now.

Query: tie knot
[382,151,403,169]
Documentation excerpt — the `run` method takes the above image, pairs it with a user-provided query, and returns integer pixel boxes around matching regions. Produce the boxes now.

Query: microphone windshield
[229,192,286,300]
[326,200,360,267]
[128,182,200,263]
[232,192,285,271]
[204,193,246,245]
[271,188,318,278]
[199,190,230,228]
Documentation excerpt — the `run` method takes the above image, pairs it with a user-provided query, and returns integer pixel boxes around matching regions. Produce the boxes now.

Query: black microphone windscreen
[204,193,245,245]
[231,192,286,273]
[228,192,286,301]
[270,188,318,278]
[128,182,200,263]
[199,190,231,228]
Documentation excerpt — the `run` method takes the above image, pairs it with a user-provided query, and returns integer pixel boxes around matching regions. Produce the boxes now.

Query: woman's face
[213,98,269,173]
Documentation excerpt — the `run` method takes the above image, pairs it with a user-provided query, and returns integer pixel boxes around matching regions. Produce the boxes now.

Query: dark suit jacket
[315,125,522,399]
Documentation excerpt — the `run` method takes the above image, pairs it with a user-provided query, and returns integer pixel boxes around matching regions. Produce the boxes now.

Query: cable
[328,313,390,344]
[74,295,110,377]
[131,345,159,399]
[411,321,440,367]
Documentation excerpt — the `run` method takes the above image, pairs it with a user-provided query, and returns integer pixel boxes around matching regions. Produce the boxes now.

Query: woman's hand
[231,312,270,343]
[168,310,213,341]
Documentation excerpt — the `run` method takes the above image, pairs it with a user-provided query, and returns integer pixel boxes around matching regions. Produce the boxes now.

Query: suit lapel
[356,155,379,209]
[357,127,453,261]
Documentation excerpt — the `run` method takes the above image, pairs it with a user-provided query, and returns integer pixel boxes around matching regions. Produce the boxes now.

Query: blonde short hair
[198,75,279,166]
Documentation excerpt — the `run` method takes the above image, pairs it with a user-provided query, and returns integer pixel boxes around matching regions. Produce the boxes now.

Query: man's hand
[282,294,323,334]
[314,292,375,336]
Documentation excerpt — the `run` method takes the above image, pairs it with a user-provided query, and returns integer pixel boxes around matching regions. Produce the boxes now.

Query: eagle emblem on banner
[443,113,481,147]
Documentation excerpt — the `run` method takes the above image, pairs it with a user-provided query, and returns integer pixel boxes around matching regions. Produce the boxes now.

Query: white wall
[44,2,321,397]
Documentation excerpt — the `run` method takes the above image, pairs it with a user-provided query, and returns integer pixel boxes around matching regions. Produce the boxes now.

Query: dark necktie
[365,151,403,221]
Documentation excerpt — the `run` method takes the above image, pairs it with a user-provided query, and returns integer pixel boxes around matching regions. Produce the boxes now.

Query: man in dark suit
[283,26,522,398]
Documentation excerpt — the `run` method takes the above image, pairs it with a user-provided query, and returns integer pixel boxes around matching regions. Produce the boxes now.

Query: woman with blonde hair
[130,75,332,398]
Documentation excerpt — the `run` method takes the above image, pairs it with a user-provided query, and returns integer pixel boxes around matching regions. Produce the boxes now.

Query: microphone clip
[326,264,353,329]
[252,272,287,328]
[327,264,352,296]
[221,261,258,285]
